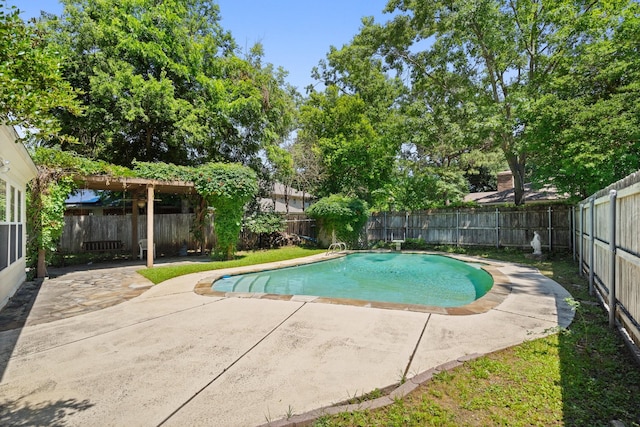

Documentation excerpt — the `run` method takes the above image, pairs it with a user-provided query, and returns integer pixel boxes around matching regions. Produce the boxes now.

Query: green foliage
[29,148,258,266]
[298,87,398,203]
[243,211,286,235]
[41,0,296,170]
[192,163,258,259]
[297,36,404,205]
[131,160,193,182]
[355,0,631,205]
[33,147,135,177]
[26,171,77,272]
[0,0,81,140]
[377,164,468,211]
[526,2,640,198]
[307,194,369,248]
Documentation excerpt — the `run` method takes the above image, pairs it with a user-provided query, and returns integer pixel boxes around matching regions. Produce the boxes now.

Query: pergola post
[146,184,154,268]
[131,194,139,260]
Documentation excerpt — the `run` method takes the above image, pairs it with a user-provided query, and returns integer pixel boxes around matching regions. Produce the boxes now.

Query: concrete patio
[0,254,574,426]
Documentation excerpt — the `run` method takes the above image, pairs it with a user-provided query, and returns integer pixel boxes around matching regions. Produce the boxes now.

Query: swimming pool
[211,252,493,308]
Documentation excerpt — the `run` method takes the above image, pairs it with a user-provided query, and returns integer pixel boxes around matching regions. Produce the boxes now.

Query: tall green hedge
[307,194,369,248]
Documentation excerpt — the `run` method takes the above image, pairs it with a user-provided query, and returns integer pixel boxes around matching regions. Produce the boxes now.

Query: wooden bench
[81,240,124,252]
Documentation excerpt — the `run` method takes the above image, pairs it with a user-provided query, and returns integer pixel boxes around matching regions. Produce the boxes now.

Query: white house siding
[0,125,37,309]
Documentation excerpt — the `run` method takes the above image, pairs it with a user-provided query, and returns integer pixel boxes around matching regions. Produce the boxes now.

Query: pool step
[232,275,270,293]
[232,276,253,292]
[249,275,270,293]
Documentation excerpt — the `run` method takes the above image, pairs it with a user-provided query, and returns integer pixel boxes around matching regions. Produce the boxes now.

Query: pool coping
[194,251,512,315]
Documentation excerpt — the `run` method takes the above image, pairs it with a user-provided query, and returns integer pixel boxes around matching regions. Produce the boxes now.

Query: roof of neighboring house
[259,198,306,213]
[464,183,568,205]
[271,182,313,199]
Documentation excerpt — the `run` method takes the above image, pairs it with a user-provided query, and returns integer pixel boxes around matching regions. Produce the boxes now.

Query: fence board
[578,171,640,350]
[367,205,572,249]
[60,213,317,256]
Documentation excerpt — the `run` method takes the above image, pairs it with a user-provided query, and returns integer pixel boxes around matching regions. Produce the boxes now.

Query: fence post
[456,210,460,247]
[405,211,409,240]
[495,208,500,248]
[589,197,595,296]
[579,203,584,276]
[572,206,576,261]
[383,212,387,242]
[548,205,553,252]
[609,190,617,328]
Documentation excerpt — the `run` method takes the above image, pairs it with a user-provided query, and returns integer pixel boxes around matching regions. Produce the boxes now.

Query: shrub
[307,194,369,248]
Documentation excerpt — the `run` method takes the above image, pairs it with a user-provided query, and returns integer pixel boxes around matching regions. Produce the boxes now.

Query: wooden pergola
[72,175,197,268]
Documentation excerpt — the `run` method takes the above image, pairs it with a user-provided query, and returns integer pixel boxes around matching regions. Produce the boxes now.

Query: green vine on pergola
[29,148,258,274]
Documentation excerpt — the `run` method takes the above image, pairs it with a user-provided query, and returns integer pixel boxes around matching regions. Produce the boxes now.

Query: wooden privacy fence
[60,214,208,255]
[367,205,573,250]
[576,171,640,351]
[59,212,316,255]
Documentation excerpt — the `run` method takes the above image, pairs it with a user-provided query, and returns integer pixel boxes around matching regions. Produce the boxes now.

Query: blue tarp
[65,189,101,204]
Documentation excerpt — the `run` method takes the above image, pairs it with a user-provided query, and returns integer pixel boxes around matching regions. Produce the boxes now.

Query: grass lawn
[136,246,325,284]
[314,247,640,427]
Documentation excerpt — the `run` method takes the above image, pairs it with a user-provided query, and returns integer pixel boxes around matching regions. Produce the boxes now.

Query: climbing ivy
[190,163,258,259]
[306,194,369,248]
[29,148,258,273]
[135,161,258,259]
[33,148,135,177]
[27,172,76,274]
[131,160,192,182]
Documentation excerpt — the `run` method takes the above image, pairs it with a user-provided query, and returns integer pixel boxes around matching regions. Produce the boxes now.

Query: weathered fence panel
[577,171,640,351]
[60,214,209,255]
[60,213,317,256]
[282,213,316,237]
[367,205,572,250]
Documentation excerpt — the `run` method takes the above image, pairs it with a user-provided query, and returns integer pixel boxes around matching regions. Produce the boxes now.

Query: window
[0,178,5,222]
[17,188,21,223]
[0,180,24,272]
[10,186,15,222]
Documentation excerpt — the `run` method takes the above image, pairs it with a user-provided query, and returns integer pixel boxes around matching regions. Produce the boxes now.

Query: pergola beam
[72,175,196,194]
[70,175,197,268]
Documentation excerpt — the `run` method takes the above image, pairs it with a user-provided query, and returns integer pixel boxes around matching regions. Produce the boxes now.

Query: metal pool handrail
[326,242,347,255]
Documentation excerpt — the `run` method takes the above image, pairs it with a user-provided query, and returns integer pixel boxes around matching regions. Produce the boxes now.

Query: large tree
[297,86,396,204]
[295,29,404,208]
[525,1,640,198]
[42,0,296,170]
[0,0,80,139]
[359,0,627,204]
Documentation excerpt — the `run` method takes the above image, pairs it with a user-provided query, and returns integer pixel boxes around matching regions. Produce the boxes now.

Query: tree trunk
[37,248,47,278]
[506,153,527,205]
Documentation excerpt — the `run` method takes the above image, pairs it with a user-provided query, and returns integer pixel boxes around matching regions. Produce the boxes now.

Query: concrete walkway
[0,254,574,426]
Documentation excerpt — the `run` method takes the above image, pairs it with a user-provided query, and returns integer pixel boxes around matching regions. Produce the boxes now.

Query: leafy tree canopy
[299,87,396,204]
[40,0,296,172]
[352,0,631,204]
[525,1,640,198]
[0,0,81,139]
[296,31,404,207]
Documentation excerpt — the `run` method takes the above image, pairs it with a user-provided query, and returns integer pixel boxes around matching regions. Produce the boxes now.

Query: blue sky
[9,0,394,91]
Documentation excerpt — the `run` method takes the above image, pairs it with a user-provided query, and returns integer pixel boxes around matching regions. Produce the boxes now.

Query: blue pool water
[212,253,493,307]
